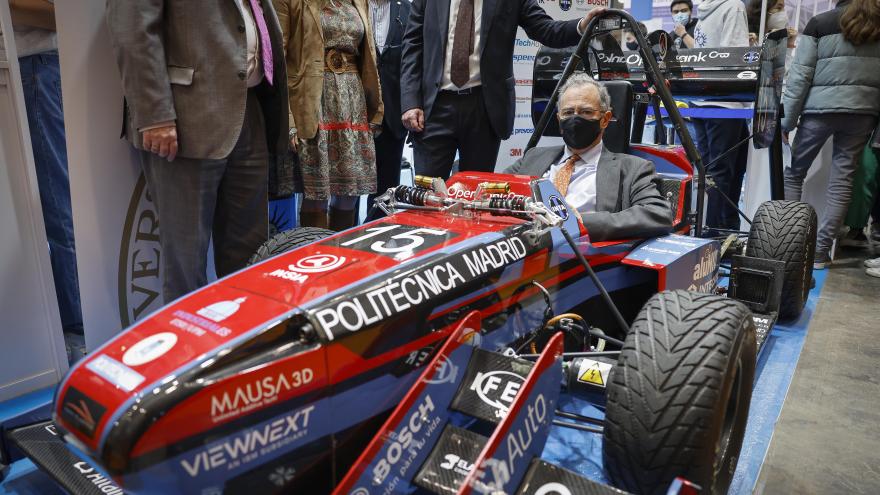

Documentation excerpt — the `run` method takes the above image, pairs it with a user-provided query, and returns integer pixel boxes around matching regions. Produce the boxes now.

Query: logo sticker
[60,386,107,438]
[737,70,758,80]
[547,195,569,220]
[291,254,347,273]
[742,51,760,63]
[536,482,573,495]
[123,332,178,366]
[86,354,146,392]
[470,370,524,418]
[559,0,571,11]
[196,297,246,322]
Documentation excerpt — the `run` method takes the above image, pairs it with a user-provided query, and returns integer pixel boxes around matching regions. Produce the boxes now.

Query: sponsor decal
[535,482,573,495]
[470,370,524,419]
[440,453,476,476]
[60,386,107,438]
[268,254,348,283]
[372,395,440,486]
[314,236,528,339]
[118,173,163,327]
[547,196,569,220]
[211,368,315,421]
[170,309,233,338]
[737,70,758,80]
[509,148,523,157]
[351,489,370,495]
[514,39,539,48]
[122,332,178,366]
[512,128,534,135]
[86,354,146,392]
[512,54,536,64]
[269,466,296,487]
[424,356,459,385]
[197,297,246,322]
[559,0,571,11]
[514,79,533,86]
[688,245,719,292]
[743,51,761,63]
[180,405,314,477]
[72,461,124,495]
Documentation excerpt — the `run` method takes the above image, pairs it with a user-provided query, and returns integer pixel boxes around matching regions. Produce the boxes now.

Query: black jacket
[377,0,411,139]
[401,0,580,140]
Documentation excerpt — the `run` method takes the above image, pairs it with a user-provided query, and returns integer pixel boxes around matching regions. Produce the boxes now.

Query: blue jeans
[692,117,750,233]
[19,51,83,334]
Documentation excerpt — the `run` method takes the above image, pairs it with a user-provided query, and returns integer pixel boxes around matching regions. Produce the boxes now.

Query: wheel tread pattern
[745,200,817,319]
[603,290,756,495]
[247,227,336,265]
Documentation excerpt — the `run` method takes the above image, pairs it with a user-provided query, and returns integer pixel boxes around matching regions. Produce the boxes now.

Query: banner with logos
[497,0,622,171]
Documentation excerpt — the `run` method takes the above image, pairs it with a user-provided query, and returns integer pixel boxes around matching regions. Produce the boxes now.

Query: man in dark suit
[401,1,601,179]
[106,0,288,302]
[367,0,412,220]
[506,74,673,242]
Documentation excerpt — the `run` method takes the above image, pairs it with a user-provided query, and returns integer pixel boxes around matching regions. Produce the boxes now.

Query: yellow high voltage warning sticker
[577,359,612,388]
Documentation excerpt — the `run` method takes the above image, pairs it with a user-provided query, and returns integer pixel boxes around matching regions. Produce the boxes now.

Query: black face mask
[626,41,639,50]
[560,115,602,150]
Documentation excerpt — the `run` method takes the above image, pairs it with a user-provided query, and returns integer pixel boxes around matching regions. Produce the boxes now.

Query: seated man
[505,74,674,241]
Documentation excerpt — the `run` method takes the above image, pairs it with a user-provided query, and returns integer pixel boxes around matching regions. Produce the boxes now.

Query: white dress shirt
[370,0,392,54]
[234,0,264,88]
[544,142,603,214]
[441,0,484,90]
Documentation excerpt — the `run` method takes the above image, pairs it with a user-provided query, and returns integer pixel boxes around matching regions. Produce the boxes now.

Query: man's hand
[578,7,606,34]
[402,108,425,133]
[142,125,179,162]
[674,24,687,37]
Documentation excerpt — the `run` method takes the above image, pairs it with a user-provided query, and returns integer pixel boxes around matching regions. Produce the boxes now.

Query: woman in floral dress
[275,0,383,230]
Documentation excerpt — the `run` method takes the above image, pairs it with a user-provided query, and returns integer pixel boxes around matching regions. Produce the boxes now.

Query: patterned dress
[299,0,377,200]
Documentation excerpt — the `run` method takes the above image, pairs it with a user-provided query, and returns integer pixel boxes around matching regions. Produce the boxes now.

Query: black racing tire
[247,227,335,265]
[745,200,817,320]
[603,290,757,495]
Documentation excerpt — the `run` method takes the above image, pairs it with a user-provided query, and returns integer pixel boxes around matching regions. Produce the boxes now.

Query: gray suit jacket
[106,0,288,162]
[505,146,674,241]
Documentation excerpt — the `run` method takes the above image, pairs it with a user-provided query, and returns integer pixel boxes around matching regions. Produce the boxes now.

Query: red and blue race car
[10,9,816,495]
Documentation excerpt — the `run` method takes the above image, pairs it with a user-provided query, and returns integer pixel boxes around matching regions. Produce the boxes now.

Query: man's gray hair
[559,73,611,112]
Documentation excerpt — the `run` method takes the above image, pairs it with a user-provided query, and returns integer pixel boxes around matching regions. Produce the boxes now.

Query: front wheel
[247,227,335,265]
[603,290,756,495]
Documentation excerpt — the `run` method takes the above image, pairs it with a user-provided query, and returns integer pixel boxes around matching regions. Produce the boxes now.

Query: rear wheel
[603,290,756,495]
[248,227,335,265]
[745,200,817,320]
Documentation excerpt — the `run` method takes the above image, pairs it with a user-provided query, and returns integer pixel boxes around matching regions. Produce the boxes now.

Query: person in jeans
[781,0,880,269]
[11,1,84,350]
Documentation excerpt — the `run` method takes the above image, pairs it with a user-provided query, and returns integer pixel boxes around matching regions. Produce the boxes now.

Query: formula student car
[9,9,816,495]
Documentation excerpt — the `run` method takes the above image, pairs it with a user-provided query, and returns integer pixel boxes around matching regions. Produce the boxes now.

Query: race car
[9,9,816,495]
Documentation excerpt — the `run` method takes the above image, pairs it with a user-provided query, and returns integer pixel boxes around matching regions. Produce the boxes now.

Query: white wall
[55,1,165,350]
[0,4,69,401]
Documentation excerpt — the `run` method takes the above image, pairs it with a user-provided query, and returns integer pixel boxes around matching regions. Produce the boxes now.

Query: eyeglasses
[559,107,601,119]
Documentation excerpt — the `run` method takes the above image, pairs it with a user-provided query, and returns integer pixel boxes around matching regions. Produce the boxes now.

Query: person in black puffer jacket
[781,0,880,269]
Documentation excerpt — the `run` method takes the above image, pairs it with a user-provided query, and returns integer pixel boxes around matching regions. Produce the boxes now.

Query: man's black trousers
[412,88,502,178]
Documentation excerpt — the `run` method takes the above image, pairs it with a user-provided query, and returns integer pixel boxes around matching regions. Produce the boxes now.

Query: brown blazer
[274,0,384,140]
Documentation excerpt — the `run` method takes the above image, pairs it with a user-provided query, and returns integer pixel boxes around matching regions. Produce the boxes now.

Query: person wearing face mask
[505,74,673,241]
[668,0,698,49]
[747,0,789,45]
